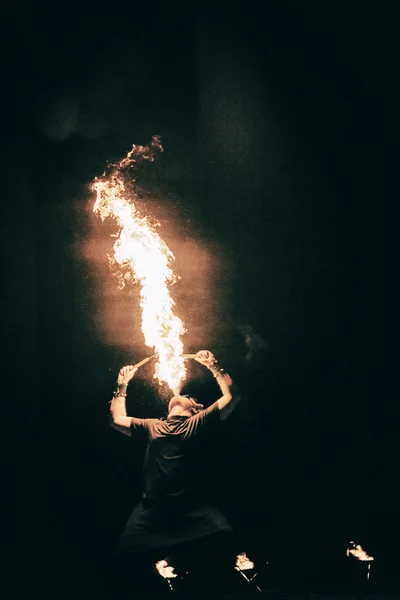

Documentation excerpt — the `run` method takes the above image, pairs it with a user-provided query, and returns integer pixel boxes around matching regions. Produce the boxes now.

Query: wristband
[209,364,224,377]
[214,369,225,378]
[113,390,127,398]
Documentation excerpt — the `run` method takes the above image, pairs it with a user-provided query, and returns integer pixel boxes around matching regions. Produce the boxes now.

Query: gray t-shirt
[130,401,220,500]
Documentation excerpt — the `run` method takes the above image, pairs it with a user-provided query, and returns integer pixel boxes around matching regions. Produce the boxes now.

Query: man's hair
[168,395,204,415]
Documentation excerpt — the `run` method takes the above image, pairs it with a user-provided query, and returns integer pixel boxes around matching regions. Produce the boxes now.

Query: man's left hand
[194,350,217,369]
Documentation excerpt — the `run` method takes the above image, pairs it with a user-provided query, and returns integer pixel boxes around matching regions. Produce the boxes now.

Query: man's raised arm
[109,365,137,436]
[195,350,241,421]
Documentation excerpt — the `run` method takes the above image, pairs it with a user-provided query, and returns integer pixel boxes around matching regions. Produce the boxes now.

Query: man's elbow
[232,388,241,403]
[109,414,124,431]
[217,392,241,421]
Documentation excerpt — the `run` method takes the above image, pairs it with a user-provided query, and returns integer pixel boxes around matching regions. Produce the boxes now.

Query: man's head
[168,395,205,417]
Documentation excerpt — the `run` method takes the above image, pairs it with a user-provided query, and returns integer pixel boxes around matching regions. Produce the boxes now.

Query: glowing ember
[92,136,186,392]
[347,541,374,561]
[235,552,255,571]
[156,559,178,579]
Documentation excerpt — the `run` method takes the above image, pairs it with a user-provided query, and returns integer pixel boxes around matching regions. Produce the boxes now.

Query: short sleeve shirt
[130,401,220,500]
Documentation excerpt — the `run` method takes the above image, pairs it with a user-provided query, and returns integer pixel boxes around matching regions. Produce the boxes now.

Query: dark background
[8,1,392,597]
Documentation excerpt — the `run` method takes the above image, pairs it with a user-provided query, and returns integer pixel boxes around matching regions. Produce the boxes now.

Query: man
[109,350,241,596]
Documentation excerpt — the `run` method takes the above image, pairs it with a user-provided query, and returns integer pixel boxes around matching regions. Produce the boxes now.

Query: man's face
[187,397,204,415]
[189,404,200,415]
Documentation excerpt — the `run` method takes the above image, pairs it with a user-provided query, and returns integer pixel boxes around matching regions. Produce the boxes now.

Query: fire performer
[109,349,241,596]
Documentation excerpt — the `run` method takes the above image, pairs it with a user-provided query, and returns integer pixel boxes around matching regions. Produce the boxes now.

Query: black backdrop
[8,2,393,597]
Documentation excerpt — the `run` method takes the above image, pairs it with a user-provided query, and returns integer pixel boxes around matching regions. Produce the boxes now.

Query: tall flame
[91,136,186,392]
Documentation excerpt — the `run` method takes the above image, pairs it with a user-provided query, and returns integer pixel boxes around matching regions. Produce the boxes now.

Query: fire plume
[92,136,186,392]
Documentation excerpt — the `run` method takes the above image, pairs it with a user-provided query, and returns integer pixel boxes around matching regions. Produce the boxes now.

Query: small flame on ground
[235,552,255,571]
[91,136,186,392]
[347,541,374,561]
[156,559,178,579]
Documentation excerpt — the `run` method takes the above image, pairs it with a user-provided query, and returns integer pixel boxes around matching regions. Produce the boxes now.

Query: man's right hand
[117,365,138,386]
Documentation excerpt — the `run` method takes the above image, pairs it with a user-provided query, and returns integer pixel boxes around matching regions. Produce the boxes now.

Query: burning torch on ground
[235,552,263,592]
[155,559,179,593]
[346,541,374,581]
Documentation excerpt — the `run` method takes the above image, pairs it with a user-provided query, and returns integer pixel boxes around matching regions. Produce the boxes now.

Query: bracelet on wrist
[214,369,225,378]
[209,363,224,377]
[113,390,127,398]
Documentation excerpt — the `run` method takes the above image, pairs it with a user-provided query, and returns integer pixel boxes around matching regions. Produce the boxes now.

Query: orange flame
[235,552,255,571]
[346,541,374,561]
[155,559,178,579]
[92,136,186,392]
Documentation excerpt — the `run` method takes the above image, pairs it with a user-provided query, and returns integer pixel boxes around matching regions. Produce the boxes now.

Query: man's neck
[168,407,192,417]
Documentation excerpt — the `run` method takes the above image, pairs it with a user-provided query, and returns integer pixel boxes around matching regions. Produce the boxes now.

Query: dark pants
[110,531,239,598]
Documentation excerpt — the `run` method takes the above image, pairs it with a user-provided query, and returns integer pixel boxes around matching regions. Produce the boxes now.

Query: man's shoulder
[144,417,164,428]
[201,401,220,418]
[130,416,161,430]
[189,401,220,426]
